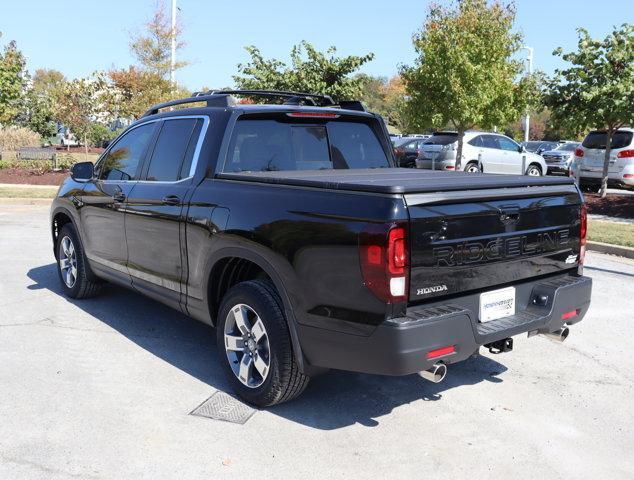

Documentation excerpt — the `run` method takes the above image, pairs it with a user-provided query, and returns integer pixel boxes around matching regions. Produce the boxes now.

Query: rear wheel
[464,161,481,173]
[526,164,542,176]
[216,280,310,407]
[56,224,101,299]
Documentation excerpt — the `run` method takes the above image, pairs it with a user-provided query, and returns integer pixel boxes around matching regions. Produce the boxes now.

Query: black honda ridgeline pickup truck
[50,90,592,406]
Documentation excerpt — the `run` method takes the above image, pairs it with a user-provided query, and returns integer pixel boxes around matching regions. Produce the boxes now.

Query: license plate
[479,287,516,322]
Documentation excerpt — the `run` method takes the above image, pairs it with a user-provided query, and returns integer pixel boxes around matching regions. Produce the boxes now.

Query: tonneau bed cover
[218,168,576,194]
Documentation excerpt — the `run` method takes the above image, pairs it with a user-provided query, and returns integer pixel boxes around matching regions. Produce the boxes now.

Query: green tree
[546,24,634,197]
[108,66,190,119]
[129,1,188,80]
[14,69,67,138]
[52,73,116,158]
[358,74,410,133]
[0,34,27,124]
[401,0,538,169]
[233,41,374,102]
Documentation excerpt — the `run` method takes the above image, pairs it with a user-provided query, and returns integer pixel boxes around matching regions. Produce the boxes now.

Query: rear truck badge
[417,285,448,296]
[432,229,571,267]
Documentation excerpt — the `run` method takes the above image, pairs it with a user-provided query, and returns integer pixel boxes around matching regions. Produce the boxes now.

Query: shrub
[0,125,42,151]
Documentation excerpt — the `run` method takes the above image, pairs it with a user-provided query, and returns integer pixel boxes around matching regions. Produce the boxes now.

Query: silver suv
[416,131,547,176]
[572,128,634,189]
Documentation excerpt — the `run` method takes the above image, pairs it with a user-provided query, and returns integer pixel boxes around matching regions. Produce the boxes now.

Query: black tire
[464,161,481,173]
[580,181,601,193]
[525,163,542,176]
[216,280,310,407]
[55,224,102,299]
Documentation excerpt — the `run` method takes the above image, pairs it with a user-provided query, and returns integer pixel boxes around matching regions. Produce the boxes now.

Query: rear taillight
[617,149,634,158]
[445,165,455,170]
[579,203,587,267]
[360,224,409,303]
[575,148,584,157]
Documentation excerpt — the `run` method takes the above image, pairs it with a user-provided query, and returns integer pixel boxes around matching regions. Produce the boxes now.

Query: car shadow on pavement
[28,263,507,430]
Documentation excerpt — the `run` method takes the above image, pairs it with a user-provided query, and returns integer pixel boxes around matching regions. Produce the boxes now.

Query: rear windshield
[424,133,459,145]
[582,131,633,150]
[224,118,390,172]
[555,143,579,152]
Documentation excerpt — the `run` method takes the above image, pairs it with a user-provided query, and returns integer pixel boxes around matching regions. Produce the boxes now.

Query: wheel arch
[203,246,309,373]
[51,206,79,258]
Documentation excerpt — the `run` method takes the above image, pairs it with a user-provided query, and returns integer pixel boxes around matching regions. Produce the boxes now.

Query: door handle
[113,191,126,202]
[162,195,181,205]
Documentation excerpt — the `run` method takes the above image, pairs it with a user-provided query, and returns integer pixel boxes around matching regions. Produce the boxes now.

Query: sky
[1,0,632,91]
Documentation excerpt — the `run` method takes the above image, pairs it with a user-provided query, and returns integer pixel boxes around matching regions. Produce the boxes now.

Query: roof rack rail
[142,89,366,117]
[142,93,236,117]
[208,89,336,106]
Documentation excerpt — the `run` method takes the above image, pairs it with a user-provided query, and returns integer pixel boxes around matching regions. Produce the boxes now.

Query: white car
[415,131,547,176]
[571,128,634,190]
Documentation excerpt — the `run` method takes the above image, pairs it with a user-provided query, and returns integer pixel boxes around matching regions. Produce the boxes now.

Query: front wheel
[56,224,102,299]
[526,164,542,176]
[216,280,310,407]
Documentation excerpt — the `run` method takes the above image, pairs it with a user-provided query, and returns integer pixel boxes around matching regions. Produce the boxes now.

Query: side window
[482,135,500,150]
[468,135,484,147]
[99,123,157,181]
[498,136,520,152]
[143,118,200,181]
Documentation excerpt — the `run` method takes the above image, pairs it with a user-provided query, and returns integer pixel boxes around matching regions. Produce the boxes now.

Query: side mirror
[70,161,94,182]
[519,145,526,153]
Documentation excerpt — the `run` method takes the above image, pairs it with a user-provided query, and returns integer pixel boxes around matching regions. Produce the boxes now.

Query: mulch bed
[53,145,105,154]
[0,168,68,186]
[585,193,634,219]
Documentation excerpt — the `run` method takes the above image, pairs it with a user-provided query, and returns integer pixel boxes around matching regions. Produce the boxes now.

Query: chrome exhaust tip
[418,362,447,383]
[542,326,570,342]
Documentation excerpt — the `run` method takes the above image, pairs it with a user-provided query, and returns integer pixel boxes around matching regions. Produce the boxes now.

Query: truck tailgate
[405,185,583,302]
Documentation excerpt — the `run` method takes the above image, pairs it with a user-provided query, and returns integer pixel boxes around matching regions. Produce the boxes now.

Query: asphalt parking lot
[1,202,633,480]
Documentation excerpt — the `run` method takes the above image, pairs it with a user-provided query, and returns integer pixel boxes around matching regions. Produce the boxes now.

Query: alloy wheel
[58,236,78,288]
[223,303,270,388]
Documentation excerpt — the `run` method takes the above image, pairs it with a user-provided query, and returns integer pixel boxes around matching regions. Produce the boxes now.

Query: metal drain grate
[190,391,256,424]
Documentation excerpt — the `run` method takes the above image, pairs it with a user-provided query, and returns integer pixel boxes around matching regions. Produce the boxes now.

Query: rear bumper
[578,170,634,187]
[546,163,570,175]
[299,274,592,376]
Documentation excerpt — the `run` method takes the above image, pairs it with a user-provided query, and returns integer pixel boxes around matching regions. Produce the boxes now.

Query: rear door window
[582,131,634,150]
[224,118,390,172]
[482,135,500,149]
[143,118,201,181]
[425,133,458,145]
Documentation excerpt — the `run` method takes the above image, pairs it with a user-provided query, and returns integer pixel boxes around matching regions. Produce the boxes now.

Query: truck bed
[218,168,576,194]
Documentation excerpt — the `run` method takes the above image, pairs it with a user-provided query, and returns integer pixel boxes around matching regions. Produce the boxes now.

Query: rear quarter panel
[184,179,407,335]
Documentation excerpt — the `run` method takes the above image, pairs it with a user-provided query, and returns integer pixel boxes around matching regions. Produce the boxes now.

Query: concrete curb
[587,241,634,259]
[0,183,59,189]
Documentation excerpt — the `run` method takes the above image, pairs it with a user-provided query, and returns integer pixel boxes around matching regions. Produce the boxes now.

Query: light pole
[170,0,177,88]
[521,46,533,143]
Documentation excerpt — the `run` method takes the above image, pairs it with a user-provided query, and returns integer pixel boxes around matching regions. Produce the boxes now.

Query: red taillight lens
[445,165,455,170]
[388,227,406,274]
[617,149,634,158]
[579,203,587,266]
[624,174,634,178]
[575,148,584,157]
[360,224,409,303]
[561,310,579,320]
